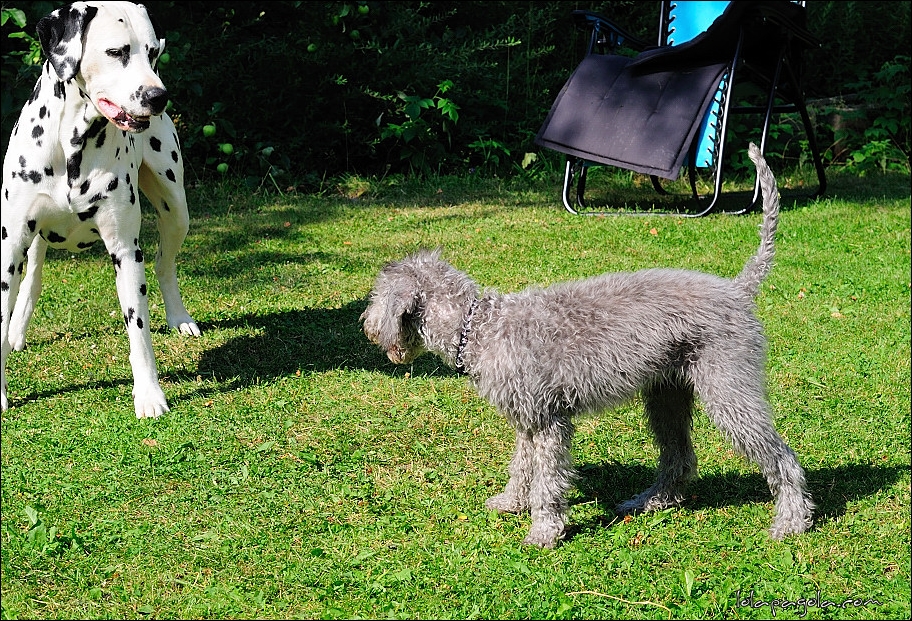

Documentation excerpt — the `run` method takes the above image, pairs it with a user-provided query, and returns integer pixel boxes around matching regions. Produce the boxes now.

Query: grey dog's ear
[37,2,98,81]
[376,280,418,347]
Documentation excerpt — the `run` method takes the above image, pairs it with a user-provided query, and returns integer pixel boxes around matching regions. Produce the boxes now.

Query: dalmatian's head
[37,1,169,133]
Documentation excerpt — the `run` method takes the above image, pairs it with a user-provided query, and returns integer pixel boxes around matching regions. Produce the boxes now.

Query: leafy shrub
[2,1,908,183]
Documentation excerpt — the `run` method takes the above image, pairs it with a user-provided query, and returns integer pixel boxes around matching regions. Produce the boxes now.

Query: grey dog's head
[360,253,429,365]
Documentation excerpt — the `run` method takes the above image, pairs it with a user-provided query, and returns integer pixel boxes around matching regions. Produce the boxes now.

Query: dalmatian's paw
[8,333,27,352]
[133,385,170,418]
[168,313,201,337]
[9,317,29,351]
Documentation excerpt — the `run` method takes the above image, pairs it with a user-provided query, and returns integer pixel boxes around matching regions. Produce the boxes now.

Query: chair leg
[649,175,669,195]
[576,165,589,210]
[784,63,827,199]
[562,158,588,215]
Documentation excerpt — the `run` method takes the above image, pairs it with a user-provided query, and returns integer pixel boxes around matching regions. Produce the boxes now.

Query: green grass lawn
[2,169,909,619]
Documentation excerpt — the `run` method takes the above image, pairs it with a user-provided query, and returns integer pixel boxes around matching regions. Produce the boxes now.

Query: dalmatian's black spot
[79,179,91,195]
[88,192,104,203]
[17,170,42,184]
[0,280,7,292]
[44,166,54,177]
[39,105,48,119]
[70,126,83,148]
[23,170,41,183]
[53,81,65,99]
[137,316,144,329]
[86,117,106,141]
[18,155,26,168]
[95,128,107,150]
[115,147,121,159]
[135,248,144,262]
[124,307,135,326]
[27,220,37,232]
[129,185,136,204]
[77,240,97,249]
[149,136,162,152]
[1,226,6,239]
[32,125,44,144]
[67,150,83,186]
[165,169,176,183]
[46,231,67,244]
[140,283,147,295]
[161,200,170,212]
[171,151,178,163]
[5,263,13,275]
[125,173,131,185]
[107,177,119,192]
[78,204,99,221]
[111,253,122,271]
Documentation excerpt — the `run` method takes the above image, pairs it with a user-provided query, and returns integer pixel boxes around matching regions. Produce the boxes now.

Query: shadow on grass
[568,460,908,541]
[193,300,459,386]
[8,300,453,408]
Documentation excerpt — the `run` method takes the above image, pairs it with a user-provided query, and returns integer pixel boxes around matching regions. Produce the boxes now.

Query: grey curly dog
[361,143,813,548]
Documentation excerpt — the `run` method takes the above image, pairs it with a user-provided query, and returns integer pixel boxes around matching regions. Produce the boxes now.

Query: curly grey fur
[361,143,813,548]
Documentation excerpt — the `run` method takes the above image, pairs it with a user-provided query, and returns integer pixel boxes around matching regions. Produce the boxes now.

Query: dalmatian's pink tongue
[97,98,138,130]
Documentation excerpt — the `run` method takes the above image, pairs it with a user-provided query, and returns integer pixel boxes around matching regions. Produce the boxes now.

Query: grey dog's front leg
[523,419,575,548]
[486,429,534,514]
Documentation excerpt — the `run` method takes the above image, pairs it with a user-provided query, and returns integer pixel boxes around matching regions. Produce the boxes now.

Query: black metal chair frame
[559,2,827,217]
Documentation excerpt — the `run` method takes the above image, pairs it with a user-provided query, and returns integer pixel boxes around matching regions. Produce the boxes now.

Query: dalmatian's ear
[151,38,167,70]
[36,3,98,81]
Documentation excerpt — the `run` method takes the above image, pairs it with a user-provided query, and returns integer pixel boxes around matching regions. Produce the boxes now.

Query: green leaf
[2,8,27,28]
[683,569,695,597]
[24,505,38,527]
[255,440,276,453]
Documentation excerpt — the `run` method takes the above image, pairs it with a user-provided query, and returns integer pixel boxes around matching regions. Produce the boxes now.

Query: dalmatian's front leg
[8,236,49,352]
[139,115,200,338]
[101,223,169,418]
[1,221,30,412]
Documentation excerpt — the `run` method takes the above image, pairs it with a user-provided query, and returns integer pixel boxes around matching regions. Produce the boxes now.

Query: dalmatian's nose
[142,87,169,115]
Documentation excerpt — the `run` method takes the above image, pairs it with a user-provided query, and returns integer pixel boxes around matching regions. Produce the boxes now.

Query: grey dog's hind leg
[618,378,697,514]
[694,362,814,539]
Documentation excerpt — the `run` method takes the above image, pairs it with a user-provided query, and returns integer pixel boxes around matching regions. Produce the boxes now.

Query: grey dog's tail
[734,142,781,298]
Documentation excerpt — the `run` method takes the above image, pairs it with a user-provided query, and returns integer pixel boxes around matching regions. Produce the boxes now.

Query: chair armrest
[571,9,652,55]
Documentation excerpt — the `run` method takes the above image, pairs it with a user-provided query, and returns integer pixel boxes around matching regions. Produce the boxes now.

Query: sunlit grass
[2,168,909,619]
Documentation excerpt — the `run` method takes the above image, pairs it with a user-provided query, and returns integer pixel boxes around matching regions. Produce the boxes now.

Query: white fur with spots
[1,2,200,418]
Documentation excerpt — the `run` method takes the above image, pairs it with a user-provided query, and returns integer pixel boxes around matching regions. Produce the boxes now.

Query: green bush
[2,1,908,185]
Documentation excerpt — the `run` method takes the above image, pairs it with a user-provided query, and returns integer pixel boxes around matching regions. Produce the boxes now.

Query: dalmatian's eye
[106,46,129,59]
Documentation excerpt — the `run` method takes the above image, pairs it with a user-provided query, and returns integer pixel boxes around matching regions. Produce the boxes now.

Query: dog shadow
[567,460,907,541]
[8,300,453,407]
[192,300,460,386]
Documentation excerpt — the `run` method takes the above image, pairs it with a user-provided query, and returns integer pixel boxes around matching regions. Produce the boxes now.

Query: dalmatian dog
[1,1,200,418]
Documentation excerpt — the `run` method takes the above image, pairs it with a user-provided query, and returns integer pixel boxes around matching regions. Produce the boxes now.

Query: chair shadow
[566,460,908,541]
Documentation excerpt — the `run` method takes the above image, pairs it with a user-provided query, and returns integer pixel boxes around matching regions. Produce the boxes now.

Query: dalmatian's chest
[36,160,145,253]
[16,100,148,252]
